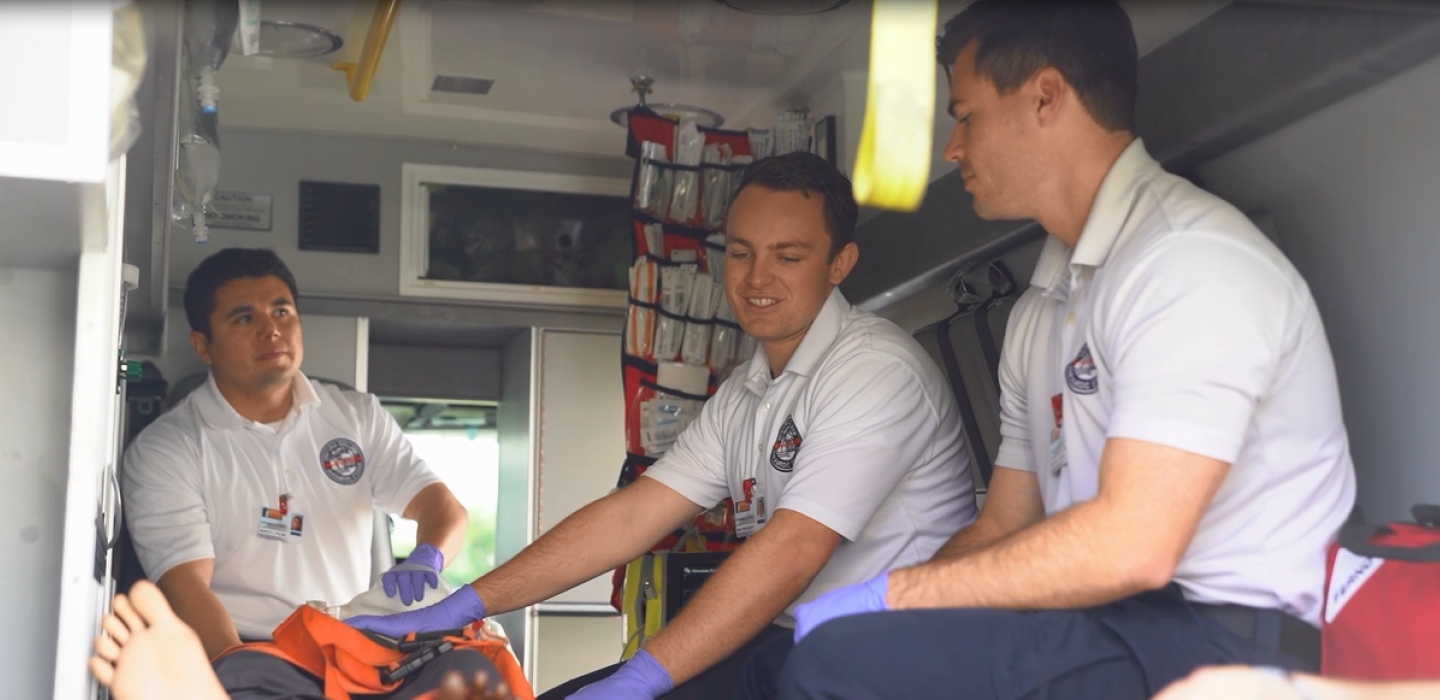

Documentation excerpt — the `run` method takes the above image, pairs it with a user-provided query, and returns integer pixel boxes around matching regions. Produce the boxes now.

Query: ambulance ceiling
[214,0,1229,165]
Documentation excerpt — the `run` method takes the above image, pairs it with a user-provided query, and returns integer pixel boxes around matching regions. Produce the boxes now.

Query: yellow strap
[852,0,940,212]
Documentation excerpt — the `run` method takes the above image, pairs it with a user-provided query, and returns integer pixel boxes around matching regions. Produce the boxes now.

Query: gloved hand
[567,649,673,700]
[346,584,487,638]
[793,572,891,643]
[382,543,444,605]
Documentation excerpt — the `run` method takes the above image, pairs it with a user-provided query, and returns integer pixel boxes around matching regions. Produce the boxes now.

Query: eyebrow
[223,297,292,320]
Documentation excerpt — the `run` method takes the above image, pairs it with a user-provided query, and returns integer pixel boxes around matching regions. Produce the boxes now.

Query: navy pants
[213,647,500,700]
[538,625,790,700]
[743,587,1297,700]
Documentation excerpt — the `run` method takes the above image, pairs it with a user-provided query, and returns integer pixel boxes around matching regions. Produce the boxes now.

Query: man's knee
[780,614,887,696]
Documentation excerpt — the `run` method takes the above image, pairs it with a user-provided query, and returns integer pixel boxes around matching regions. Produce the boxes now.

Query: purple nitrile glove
[793,572,891,643]
[566,649,673,700]
[346,584,487,638]
[382,543,444,605]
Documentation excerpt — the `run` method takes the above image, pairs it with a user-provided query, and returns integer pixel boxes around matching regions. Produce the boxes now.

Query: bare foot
[437,670,513,700]
[89,580,230,700]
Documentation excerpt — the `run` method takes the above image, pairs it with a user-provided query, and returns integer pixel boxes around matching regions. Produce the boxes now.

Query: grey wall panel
[1198,52,1440,522]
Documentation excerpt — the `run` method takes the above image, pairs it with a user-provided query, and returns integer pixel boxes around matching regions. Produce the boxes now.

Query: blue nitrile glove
[793,572,891,643]
[346,584,487,638]
[567,649,673,700]
[382,543,444,605]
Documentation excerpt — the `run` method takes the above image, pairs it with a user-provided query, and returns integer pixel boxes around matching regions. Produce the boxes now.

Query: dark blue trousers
[741,586,1297,700]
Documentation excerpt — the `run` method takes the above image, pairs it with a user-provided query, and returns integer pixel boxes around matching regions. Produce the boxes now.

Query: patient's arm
[931,467,1044,560]
[156,559,241,659]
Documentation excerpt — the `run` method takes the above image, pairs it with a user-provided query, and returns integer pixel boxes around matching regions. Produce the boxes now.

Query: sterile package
[702,143,733,229]
[636,141,670,216]
[748,129,773,159]
[640,392,705,456]
[705,232,727,281]
[709,296,739,374]
[681,273,720,366]
[655,262,697,361]
[626,259,659,358]
[668,119,706,223]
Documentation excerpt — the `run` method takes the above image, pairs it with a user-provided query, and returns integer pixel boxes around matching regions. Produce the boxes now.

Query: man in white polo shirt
[345,151,978,700]
[775,3,1357,700]
[122,248,487,698]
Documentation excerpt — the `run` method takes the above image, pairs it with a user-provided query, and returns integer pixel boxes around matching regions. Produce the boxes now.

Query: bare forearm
[891,499,1162,610]
[408,483,469,566]
[473,479,699,615]
[646,513,835,684]
[930,517,1008,561]
[157,575,240,659]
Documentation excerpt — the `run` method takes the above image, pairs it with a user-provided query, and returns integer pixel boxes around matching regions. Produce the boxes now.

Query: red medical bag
[1321,504,1440,680]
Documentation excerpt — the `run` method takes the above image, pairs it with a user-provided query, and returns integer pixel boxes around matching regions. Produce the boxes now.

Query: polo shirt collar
[194,372,321,430]
[743,288,850,396]
[1030,137,1158,294]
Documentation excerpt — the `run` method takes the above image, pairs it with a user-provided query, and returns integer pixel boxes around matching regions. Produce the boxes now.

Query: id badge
[734,478,767,539]
[257,506,289,542]
[258,494,303,543]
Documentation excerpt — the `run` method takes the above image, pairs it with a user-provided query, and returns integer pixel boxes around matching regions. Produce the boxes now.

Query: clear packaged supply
[709,296,739,374]
[682,273,720,366]
[636,141,670,216]
[748,129,773,159]
[636,362,711,457]
[668,119,706,223]
[626,259,659,359]
[655,262,697,361]
[701,143,733,230]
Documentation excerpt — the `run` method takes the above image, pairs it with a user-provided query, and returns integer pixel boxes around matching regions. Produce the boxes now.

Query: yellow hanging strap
[852,0,940,212]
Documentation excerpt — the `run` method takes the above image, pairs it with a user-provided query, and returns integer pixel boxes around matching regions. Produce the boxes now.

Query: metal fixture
[715,0,849,15]
[609,75,725,129]
[256,20,344,58]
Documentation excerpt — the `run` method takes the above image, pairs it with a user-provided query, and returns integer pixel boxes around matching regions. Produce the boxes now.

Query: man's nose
[943,125,965,164]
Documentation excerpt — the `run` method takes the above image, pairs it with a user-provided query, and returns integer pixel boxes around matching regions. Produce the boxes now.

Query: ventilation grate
[431,75,494,96]
[298,181,381,254]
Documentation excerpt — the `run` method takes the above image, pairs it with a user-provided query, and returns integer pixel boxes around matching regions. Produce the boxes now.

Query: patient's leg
[437,670,512,700]
[89,580,230,700]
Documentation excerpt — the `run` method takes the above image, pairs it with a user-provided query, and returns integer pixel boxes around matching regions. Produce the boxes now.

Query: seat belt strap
[937,311,993,487]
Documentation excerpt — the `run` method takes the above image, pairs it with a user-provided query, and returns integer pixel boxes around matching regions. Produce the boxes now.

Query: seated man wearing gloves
[123,248,490,698]
[346,152,979,700]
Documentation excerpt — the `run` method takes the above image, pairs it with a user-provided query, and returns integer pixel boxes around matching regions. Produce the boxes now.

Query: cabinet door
[0,2,114,183]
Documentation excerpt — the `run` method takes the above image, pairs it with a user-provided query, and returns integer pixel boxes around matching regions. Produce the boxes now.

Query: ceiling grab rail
[331,0,401,102]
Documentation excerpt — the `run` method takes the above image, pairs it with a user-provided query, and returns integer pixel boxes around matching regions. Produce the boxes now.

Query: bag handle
[1338,515,1440,563]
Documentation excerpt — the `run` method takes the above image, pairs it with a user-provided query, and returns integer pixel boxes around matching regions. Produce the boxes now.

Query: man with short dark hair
[123,248,484,698]
[344,151,979,700]
[770,2,1356,699]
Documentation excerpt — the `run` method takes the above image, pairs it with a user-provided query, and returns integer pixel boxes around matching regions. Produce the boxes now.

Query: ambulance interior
[3,0,1440,697]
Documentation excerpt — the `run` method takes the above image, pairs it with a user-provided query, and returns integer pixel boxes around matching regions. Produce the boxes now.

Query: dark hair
[936,0,1138,133]
[734,151,858,259]
[184,248,299,338]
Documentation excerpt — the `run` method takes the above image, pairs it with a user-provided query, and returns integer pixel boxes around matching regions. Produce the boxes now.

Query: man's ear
[189,330,213,366]
[1032,66,1066,127]
[829,242,860,286]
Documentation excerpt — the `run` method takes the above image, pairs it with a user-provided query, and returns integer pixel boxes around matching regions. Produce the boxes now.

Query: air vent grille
[298,180,381,254]
[431,75,495,96]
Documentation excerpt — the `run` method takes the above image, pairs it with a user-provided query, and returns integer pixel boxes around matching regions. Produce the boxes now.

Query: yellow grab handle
[852,0,940,212]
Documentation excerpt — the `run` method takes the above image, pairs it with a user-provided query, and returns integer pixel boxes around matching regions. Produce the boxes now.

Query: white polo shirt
[645,289,978,624]
[995,138,1357,625]
[122,373,441,639]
